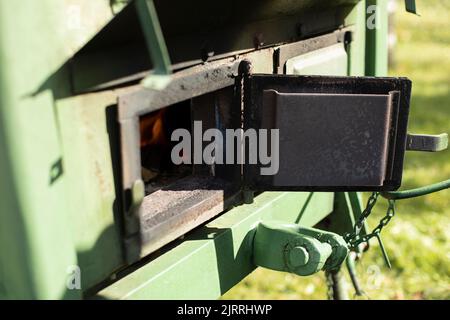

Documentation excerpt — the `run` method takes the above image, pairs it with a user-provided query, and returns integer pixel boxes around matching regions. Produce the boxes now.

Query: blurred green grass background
[224,0,450,300]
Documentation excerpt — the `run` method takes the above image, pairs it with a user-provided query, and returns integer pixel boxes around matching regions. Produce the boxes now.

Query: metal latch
[406,133,448,152]
[252,222,348,276]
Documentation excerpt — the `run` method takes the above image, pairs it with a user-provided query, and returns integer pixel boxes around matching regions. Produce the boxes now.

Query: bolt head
[289,246,309,267]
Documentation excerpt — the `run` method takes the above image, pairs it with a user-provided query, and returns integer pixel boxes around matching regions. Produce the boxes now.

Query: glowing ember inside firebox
[139,101,192,195]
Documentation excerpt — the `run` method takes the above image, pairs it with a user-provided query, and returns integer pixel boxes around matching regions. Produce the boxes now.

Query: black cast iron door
[243,75,412,191]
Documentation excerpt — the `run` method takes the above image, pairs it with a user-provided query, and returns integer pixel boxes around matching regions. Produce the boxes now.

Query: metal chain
[341,183,446,298]
[344,192,396,250]
[325,272,334,300]
[337,193,397,300]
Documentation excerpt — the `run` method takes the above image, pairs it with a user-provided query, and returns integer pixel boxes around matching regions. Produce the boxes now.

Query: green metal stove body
[0,0,390,299]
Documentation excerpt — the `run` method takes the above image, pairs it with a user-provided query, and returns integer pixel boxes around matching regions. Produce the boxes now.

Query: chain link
[344,192,396,250]
[325,272,334,300]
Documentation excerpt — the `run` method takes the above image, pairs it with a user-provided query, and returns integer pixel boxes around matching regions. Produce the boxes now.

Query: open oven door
[242,74,413,192]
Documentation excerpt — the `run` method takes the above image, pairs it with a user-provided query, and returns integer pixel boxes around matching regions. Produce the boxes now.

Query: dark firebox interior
[139,87,241,196]
[140,101,192,195]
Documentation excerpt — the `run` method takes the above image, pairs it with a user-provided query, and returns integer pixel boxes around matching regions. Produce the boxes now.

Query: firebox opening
[133,89,242,258]
[140,100,192,195]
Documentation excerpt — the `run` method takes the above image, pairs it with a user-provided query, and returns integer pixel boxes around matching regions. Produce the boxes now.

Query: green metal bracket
[253,222,348,277]
[135,0,172,90]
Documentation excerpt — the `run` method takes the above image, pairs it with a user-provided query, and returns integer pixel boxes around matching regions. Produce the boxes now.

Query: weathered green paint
[286,43,348,76]
[254,223,333,276]
[0,0,122,299]
[289,246,310,267]
[97,1,372,299]
[366,0,389,76]
[96,192,334,299]
[136,0,173,89]
[345,0,367,76]
[0,0,377,300]
[56,91,124,289]
[381,178,450,200]
[253,222,348,277]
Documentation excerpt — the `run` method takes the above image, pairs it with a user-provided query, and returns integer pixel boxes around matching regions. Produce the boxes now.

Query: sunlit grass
[224,0,450,300]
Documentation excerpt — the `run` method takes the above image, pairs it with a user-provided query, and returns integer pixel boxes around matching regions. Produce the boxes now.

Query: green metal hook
[381,178,450,200]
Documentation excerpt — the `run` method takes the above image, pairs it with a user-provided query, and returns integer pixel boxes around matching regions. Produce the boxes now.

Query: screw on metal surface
[288,246,309,267]
[238,59,253,76]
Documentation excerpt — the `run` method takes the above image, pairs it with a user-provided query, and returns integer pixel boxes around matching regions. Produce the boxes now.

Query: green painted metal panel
[97,192,334,300]
[366,0,389,76]
[345,0,367,76]
[0,3,77,299]
[56,91,125,289]
[0,0,373,299]
[0,0,123,299]
[286,43,348,76]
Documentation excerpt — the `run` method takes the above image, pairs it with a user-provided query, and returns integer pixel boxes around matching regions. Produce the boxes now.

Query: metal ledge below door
[95,191,334,300]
